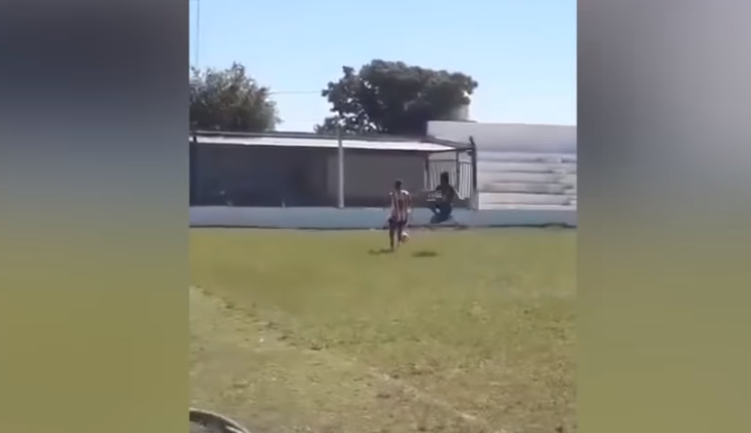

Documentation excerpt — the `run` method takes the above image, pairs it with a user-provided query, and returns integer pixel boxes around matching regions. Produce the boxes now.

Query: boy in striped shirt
[388,179,412,250]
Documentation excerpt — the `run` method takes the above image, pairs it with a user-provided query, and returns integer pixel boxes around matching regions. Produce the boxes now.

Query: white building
[427,121,577,210]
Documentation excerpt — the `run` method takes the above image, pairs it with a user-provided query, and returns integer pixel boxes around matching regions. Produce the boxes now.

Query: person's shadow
[368,248,394,255]
[411,250,439,258]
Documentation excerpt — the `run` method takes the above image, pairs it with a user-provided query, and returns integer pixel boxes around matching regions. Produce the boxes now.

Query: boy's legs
[397,220,406,243]
[388,217,397,250]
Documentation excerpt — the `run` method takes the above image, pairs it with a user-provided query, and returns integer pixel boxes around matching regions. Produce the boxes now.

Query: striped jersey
[390,189,411,221]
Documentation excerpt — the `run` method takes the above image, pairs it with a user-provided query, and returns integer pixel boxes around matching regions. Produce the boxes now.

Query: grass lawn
[190,229,576,433]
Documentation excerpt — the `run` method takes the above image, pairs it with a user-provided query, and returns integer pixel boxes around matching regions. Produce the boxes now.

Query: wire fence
[426,159,474,200]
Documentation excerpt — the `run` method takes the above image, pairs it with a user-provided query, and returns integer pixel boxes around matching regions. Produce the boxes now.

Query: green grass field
[190,229,576,433]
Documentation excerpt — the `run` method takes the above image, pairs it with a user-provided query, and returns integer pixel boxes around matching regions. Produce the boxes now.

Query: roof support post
[336,123,345,208]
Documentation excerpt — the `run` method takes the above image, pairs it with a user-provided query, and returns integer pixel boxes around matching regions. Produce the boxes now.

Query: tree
[316,60,478,136]
[190,62,280,132]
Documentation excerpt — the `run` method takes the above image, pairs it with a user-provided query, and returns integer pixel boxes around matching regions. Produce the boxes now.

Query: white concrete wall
[427,121,577,211]
[189,207,576,229]
[427,121,576,154]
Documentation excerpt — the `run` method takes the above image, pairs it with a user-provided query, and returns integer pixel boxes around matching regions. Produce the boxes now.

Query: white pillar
[336,124,345,208]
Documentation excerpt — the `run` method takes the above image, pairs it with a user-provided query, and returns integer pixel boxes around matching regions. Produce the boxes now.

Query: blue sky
[189,0,576,132]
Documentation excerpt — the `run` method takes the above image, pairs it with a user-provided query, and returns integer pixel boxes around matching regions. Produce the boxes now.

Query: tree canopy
[316,60,478,136]
[190,62,279,132]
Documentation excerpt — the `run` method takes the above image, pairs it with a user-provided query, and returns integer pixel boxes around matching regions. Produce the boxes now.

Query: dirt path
[190,287,501,433]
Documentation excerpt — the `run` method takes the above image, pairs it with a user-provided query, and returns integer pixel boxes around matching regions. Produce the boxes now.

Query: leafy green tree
[190,62,279,132]
[316,59,478,135]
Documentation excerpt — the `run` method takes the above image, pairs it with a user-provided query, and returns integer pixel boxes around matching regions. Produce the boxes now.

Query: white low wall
[190,207,576,229]
[427,121,577,154]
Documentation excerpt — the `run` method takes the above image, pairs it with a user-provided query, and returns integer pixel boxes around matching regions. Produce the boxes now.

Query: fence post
[469,136,479,210]
[190,131,198,206]
[336,123,345,208]
[454,150,461,190]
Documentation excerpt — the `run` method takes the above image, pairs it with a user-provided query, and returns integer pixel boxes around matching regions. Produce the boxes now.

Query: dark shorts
[388,217,407,231]
[431,202,453,223]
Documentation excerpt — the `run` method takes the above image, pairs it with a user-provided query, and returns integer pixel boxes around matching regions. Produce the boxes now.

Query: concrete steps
[479,192,576,206]
[481,182,576,195]
[477,203,577,211]
[479,171,577,185]
[477,151,577,164]
[477,161,577,174]
[475,151,577,210]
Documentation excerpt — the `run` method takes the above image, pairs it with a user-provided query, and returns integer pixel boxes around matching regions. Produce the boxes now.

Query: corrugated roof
[191,133,460,152]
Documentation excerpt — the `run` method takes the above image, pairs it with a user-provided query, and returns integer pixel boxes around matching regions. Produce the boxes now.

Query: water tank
[445,104,470,121]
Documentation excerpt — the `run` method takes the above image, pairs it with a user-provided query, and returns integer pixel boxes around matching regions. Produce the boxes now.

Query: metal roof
[190,131,468,153]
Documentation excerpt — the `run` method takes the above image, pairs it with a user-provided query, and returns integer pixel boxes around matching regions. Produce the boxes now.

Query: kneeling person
[431,172,457,224]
